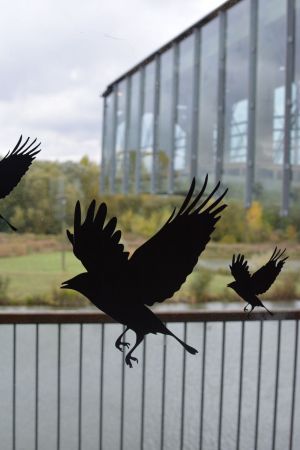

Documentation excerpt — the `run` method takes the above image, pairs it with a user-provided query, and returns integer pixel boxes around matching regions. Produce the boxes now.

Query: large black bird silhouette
[62,176,228,367]
[228,248,288,315]
[0,135,41,230]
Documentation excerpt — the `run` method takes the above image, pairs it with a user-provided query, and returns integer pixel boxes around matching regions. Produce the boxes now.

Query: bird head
[227,281,235,289]
[61,273,91,297]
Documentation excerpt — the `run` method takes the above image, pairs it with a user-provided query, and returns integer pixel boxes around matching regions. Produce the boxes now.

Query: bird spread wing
[0,136,41,199]
[229,254,252,284]
[67,200,129,276]
[128,176,228,306]
[250,247,288,295]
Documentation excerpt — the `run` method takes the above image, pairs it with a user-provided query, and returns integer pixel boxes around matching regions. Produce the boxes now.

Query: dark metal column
[123,77,131,194]
[110,86,118,194]
[100,96,107,193]
[136,67,145,194]
[245,0,258,208]
[152,55,161,193]
[191,28,201,181]
[169,43,179,193]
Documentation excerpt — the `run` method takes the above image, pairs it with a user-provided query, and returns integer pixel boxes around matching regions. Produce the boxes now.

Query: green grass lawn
[0,251,82,300]
[0,243,298,305]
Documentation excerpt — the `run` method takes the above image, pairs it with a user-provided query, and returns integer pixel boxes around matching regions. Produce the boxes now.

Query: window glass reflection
[290,0,300,202]
[254,0,286,204]
[102,93,114,192]
[174,35,194,191]
[198,19,219,186]
[222,0,250,199]
[140,62,155,192]
[115,81,127,192]
[157,49,173,192]
[127,72,141,193]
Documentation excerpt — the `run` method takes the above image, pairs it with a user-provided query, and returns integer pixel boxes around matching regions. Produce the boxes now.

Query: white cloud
[0,0,226,161]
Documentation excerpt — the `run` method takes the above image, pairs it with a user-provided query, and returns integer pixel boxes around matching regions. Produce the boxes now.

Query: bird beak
[61,281,68,289]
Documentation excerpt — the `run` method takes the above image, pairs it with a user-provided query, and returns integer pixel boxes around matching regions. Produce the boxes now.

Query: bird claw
[115,341,130,352]
[125,355,138,368]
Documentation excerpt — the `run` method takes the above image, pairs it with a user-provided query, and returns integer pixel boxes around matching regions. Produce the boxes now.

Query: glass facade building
[101,0,300,214]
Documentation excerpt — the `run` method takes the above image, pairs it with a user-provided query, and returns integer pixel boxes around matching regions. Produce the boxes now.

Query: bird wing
[0,136,41,199]
[250,247,288,295]
[229,254,252,284]
[67,200,129,276]
[128,176,228,306]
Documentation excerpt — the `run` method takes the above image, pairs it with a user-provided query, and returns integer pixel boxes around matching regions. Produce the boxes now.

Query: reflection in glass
[222,0,250,199]
[102,93,114,192]
[127,72,141,193]
[140,62,155,192]
[115,81,127,192]
[254,0,286,204]
[198,19,219,187]
[290,0,300,203]
[174,35,194,191]
[157,49,174,192]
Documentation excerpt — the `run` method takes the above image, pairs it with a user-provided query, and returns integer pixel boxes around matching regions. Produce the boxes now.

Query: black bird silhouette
[227,247,288,315]
[0,135,41,230]
[62,176,228,367]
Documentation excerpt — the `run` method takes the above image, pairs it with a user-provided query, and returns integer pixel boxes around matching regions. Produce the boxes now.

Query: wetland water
[0,302,299,450]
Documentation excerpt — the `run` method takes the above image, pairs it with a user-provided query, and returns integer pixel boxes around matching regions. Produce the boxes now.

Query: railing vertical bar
[254,320,264,450]
[99,324,105,450]
[57,324,61,450]
[289,320,299,450]
[120,326,125,450]
[140,337,147,450]
[272,320,282,450]
[236,321,245,450]
[78,324,83,450]
[160,330,167,450]
[12,324,16,450]
[199,322,207,450]
[218,322,226,450]
[35,324,39,450]
[180,323,187,450]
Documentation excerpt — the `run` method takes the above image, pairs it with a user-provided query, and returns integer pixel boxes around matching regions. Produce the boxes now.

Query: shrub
[263,272,299,301]
[181,268,213,303]
[0,276,10,303]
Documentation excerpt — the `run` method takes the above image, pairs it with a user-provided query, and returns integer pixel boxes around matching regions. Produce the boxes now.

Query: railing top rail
[0,309,299,324]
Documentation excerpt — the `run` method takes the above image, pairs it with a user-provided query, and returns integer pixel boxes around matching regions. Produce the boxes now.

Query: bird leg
[125,333,144,368]
[247,304,254,318]
[244,304,249,312]
[115,327,130,352]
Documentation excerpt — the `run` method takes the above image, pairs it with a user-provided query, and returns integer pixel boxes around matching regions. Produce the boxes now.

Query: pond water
[0,302,299,450]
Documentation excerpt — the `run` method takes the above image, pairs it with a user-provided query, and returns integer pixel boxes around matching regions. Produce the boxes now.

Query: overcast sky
[0,0,225,162]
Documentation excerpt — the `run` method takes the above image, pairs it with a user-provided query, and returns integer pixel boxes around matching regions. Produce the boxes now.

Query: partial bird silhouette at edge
[227,247,288,316]
[61,176,228,367]
[0,135,41,231]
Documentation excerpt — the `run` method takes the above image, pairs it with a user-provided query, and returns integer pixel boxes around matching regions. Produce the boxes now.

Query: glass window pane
[102,93,114,192]
[115,81,127,193]
[174,34,195,191]
[254,0,287,204]
[290,0,300,202]
[127,72,141,193]
[222,0,250,200]
[140,62,155,192]
[198,19,219,187]
[157,49,174,192]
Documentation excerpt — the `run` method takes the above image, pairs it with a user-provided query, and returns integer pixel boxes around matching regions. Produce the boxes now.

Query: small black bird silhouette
[62,176,228,367]
[228,247,288,315]
[0,135,41,230]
